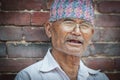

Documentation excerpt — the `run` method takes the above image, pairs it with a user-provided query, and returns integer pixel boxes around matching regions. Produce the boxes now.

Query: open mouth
[67,39,83,44]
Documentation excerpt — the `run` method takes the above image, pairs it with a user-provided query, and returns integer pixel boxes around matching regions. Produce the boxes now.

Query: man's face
[45,18,94,57]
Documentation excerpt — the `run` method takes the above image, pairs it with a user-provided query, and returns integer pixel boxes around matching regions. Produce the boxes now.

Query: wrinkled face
[45,18,94,57]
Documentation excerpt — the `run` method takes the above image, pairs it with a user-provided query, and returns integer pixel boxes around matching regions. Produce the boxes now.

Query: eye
[63,21,75,26]
[80,22,93,29]
[81,25,88,29]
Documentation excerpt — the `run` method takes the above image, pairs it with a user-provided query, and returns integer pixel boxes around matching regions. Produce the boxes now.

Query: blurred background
[0,0,120,80]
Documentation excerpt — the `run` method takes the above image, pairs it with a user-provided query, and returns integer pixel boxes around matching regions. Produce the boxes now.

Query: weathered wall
[0,0,120,80]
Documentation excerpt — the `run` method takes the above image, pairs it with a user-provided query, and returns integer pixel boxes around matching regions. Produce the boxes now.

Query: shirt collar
[39,48,60,72]
[39,48,100,75]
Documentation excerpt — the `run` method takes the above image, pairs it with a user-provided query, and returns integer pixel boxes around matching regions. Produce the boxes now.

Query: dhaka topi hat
[49,0,94,25]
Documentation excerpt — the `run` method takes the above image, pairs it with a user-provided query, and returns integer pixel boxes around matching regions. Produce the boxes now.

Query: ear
[92,28,94,35]
[44,21,52,38]
[89,27,95,44]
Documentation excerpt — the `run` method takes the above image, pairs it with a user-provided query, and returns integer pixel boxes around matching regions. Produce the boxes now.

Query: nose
[71,24,82,36]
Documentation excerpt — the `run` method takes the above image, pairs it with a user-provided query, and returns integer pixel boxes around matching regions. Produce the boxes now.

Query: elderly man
[15,0,109,80]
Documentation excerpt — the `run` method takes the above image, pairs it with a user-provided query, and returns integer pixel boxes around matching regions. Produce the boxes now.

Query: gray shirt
[15,49,109,80]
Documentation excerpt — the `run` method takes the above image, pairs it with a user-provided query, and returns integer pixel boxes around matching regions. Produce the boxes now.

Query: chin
[68,53,83,57]
[68,47,84,52]
[65,49,84,57]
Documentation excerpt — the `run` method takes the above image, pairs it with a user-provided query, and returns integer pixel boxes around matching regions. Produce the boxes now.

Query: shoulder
[14,60,43,80]
[89,72,109,80]
[86,66,109,80]
[80,61,109,80]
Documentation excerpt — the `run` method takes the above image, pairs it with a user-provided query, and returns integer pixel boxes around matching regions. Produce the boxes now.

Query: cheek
[51,27,65,45]
[51,23,70,46]
[82,30,93,42]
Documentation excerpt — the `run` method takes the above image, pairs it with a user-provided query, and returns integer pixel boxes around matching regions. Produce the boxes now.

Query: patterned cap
[49,0,94,24]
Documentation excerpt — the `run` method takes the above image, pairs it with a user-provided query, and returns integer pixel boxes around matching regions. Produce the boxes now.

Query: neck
[51,49,80,80]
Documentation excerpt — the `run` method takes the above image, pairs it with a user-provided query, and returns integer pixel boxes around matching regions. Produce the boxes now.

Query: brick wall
[0,0,120,80]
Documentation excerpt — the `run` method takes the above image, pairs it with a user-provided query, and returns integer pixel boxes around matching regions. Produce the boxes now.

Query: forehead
[55,18,85,22]
[51,18,95,30]
[52,18,93,26]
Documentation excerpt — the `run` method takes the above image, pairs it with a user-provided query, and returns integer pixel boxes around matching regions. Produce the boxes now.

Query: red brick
[97,1,120,13]
[0,0,47,11]
[92,28,120,42]
[31,12,49,25]
[115,58,120,71]
[23,27,49,41]
[0,43,6,57]
[83,58,114,71]
[106,73,120,80]
[78,43,120,57]
[0,74,16,80]
[7,43,50,58]
[95,15,120,27]
[92,43,120,56]
[0,12,30,25]
[0,26,23,41]
[0,59,39,72]
[100,28,120,42]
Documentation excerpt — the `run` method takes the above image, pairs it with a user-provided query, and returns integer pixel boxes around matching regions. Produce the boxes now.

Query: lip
[66,39,83,46]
